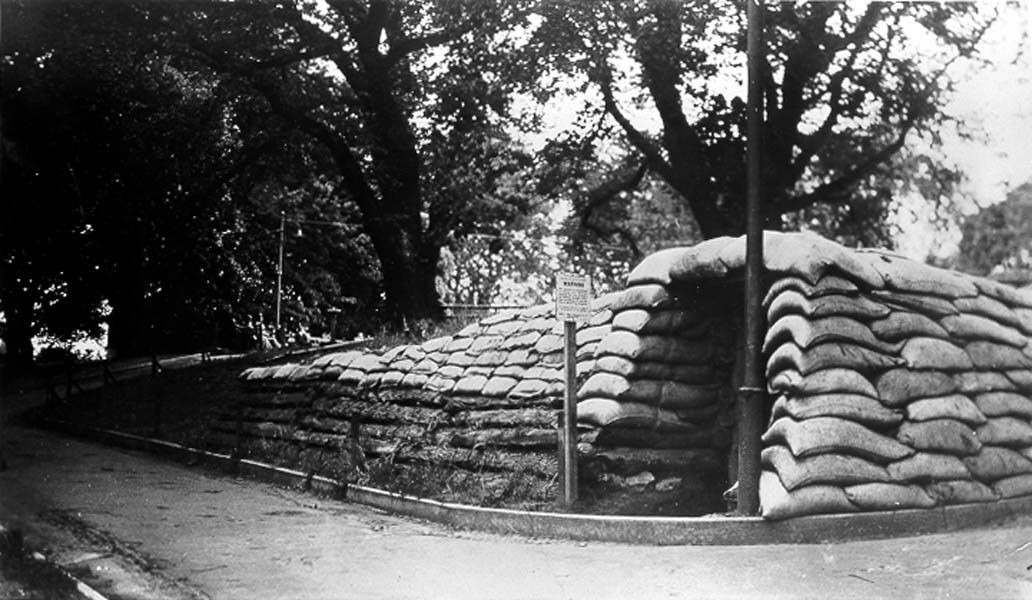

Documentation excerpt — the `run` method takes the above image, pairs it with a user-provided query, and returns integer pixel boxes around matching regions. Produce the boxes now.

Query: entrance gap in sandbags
[576,276,761,516]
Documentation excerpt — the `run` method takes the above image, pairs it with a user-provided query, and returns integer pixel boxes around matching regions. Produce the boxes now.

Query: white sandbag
[626,247,690,286]
[901,338,974,371]
[875,369,957,407]
[940,314,1027,348]
[924,479,998,504]
[976,417,1032,447]
[869,311,949,342]
[953,371,1017,394]
[993,474,1032,498]
[972,277,1032,311]
[453,375,489,395]
[766,290,890,323]
[763,315,900,354]
[758,231,885,289]
[975,391,1032,419]
[963,446,1032,482]
[762,416,914,463]
[965,341,1032,370]
[766,341,902,377]
[667,236,738,280]
[762,445,889,491]
[953,294,1024,330]
[870,290,959,318]
[861,251,976,298]
[481,376,518,398]
[759,470,858,520]
[905,394,987,426]
[771,394,902,429]
[886,452,971,482]
[896,419,982,456]
[768,368,878,398]
[1005,370,1032,392]
[844,482,936,510]
[762,275,859,307]
[607,284,676,311]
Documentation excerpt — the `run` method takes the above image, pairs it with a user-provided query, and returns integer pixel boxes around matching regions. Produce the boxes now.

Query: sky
[883,1,1032,259]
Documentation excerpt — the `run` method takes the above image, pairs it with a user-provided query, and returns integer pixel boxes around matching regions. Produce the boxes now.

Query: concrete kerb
[0,523,111,600]
[38,418,1032,546]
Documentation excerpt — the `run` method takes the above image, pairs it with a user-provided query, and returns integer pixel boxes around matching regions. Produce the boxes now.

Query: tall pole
[275,210,285,335]
[737,0,765,516]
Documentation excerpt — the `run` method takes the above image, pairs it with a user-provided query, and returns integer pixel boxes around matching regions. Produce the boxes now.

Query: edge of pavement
[34,417,1032,546]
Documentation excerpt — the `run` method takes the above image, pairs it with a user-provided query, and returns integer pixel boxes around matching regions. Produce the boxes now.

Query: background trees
[1,0,1021,363]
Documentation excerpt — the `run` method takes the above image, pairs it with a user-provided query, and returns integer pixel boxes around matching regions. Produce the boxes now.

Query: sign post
[555,272,592,507]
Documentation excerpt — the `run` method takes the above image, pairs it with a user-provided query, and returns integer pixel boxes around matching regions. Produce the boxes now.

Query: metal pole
[561,320,578,506]
[736,0,766,516]
[275,210,285,336]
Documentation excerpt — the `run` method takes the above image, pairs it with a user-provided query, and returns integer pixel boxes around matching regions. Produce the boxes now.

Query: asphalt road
[3,423,1032,600]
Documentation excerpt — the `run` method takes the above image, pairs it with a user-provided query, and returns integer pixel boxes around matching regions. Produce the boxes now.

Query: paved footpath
[3,424,1032,599]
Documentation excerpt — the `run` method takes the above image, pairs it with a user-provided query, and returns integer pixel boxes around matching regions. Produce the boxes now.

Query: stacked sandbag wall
[629,231,1032,519]
[575,281,738,483]
[227,297,619,492]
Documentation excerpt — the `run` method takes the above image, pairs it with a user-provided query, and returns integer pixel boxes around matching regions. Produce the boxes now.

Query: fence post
[151,369,163,438]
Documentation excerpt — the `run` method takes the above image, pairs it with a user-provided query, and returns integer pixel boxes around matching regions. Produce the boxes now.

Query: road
[2,423,1032,599]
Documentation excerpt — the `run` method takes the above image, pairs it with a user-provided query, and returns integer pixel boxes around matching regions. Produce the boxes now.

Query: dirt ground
[3,423,1032,600]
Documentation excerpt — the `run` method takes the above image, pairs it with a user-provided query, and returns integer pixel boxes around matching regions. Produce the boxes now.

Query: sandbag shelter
[236,231,1032,520]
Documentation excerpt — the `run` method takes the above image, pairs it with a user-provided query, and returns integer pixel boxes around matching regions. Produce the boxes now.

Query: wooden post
[561,319,578,506]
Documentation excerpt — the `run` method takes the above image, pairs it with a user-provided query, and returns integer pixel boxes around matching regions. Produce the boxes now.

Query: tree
[529,1,1002,241]
[174,0,540,324]
[956,181,1032,278]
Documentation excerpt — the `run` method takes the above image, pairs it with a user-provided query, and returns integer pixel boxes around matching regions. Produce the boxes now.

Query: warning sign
[555,272,592,321]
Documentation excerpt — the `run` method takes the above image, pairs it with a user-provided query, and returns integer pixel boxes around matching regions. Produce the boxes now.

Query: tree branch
[578,163,648,259]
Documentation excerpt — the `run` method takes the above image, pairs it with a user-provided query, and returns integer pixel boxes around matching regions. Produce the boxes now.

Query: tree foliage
[957,181,1032,277]
[528,1,1001,242]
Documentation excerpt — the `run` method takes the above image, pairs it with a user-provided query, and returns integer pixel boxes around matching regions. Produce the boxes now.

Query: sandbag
[771,394,902,429]
[762,275,859,307]
[1016,308,1032,335]
[768,368,878,398]
[953,371,1017,394]
[886,452,971,482]
[870,290,959,317]
[905,394,987,426]
[766,290,890,323]
[976,417,1032,447]
[576,325,612,346]
[940,314,1027,348]
[611,309,702,335]
[875,369,957,407]
[962,446,1032,482]
[972,277,1032,311]
[862,252,977,298]
[924,479,998,504]
[481,376,518,398]
[965,341,1032,370]
[868,311,949,342]
[759,470,857,520]
[763,315,900,355]
[954,293,1024,330]
[595,331,712,364]
[509,378,552,399]
[453,375,489,395]
[766,341,902,377]
[667,236,738,280]
[594,355,717,384]
[762,416,914,463]
[577,398,692,432]
[1005,370,1032,392]
[897,419,982,456]
[607,284,676,312]
[759,231,885,289]
[844,482,937,511]
[626,247,690,285]
[761,444,889,491]
[993,474,1032,498]
[976,391,1032,419]
[901,338,974,371]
